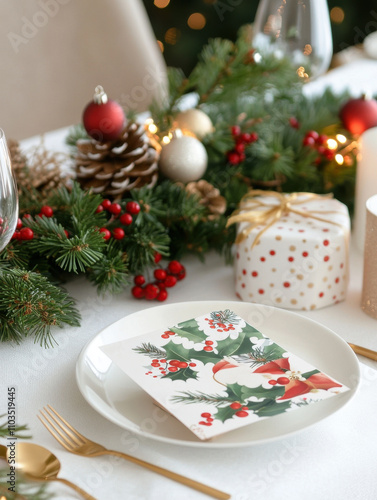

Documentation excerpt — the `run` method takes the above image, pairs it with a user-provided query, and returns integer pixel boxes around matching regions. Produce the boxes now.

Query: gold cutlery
[348,342,377,361]
[38,405,230,500]
[0,442,96,500]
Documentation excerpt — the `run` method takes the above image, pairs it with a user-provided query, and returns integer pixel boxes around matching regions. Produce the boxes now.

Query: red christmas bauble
[339,95,377,135]
[83,85,125,142]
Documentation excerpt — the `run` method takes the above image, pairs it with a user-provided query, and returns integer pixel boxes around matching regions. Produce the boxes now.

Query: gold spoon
[0,443,96,500]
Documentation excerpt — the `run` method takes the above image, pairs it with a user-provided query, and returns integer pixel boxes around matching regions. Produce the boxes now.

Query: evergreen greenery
[1,26,358,346]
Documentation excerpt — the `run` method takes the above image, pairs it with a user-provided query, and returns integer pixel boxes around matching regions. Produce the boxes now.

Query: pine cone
[8,139,69,197]
[75,122,159,197]
[185,180,227,218]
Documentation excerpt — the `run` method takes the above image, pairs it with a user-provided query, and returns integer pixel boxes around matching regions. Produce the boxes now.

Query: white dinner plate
[76,300,360,448]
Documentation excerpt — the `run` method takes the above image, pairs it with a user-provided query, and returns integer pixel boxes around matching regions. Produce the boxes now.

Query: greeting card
[101,309,349,440]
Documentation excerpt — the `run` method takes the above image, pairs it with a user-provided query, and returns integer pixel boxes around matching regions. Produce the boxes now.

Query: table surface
[2,60,377,500]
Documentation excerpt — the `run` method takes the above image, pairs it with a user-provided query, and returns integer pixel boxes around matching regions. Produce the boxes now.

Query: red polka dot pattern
[234,194,350,311]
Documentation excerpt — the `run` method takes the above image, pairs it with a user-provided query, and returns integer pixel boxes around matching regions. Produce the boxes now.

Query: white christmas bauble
[174,109,213,139]
[159,135,208,183]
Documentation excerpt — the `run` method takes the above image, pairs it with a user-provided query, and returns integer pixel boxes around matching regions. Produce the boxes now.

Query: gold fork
[38,405,230,500]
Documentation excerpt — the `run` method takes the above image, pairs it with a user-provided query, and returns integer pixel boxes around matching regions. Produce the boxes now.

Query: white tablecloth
[2,60,377,500]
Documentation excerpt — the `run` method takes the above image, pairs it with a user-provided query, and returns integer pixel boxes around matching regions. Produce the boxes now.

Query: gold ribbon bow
[227,190,345,247]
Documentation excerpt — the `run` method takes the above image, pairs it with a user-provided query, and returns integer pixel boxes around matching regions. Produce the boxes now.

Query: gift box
[228,191,350,311]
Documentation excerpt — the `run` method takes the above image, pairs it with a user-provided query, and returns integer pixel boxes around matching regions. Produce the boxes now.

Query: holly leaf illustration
[176,317,200,330]
[214,405,236,423]
[163,340,219,365]
[242,322,265,339]
[216,322,266,357]
[301,369,320,379]
[225,383,246,402]
[216,331,247,357]
[163,367,198,382]
[169,326,206,343]
[240,384,285,400]
[190,350,220,364]
[254,399,291,417]
[262,343,287,361]
[163,341,192,362]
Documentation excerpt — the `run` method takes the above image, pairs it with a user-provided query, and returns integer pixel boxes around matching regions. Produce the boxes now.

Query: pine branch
[171,390,234,407]
[125,221,170,274]
[133,342,167,358]
[210,309,239,325]
[65,124,89,148]
[87,240,129,294]
[0,470,53,500]
[0,268,80,346]
[0,417,30,440]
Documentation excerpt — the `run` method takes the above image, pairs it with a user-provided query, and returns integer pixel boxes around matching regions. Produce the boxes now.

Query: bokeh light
[330,7,345,24]
[188,13,206,30]
[154,0,170,8]
[157,40,164,53]
[164,27,181,45]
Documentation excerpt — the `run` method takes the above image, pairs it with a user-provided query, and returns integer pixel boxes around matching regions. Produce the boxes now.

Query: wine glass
[0,129,18,252]
[252,0,333,80]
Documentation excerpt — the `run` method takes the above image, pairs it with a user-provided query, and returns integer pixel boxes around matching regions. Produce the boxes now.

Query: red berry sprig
[301,130,334,164]
[226,126,258,165]
[97,199,141,241]
[199,412,214,426]
[131,258,186,302]
[144,356,196,378]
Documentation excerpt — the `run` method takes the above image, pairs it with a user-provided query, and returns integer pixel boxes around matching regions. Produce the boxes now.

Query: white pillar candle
[353,127,377,251]
[361,194,377,319]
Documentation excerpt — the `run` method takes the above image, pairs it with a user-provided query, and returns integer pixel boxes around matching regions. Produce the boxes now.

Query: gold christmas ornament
[174,109,213,139]
[159,130,208,183]
[76,122,159,197]
[185,180,226,218]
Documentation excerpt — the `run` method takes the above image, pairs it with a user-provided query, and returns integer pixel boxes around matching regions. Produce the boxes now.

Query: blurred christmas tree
[143,0,377,75]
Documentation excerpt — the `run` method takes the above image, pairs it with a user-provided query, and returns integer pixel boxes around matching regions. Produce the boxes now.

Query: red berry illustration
[169,360,181,366]
[230,402,242,410]
[268,380,277,385]
[277,377,290,385]
[168,367,178,372]
[201,412,212,418]
[235,410,249,418]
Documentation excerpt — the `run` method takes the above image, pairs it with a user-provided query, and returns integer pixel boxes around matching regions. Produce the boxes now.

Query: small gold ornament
[174,109,213,139]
